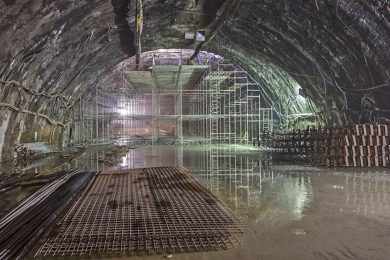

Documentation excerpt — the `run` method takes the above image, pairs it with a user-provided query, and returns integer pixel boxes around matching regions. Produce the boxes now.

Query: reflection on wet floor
[72,144,390,222]
[69,145,314,223]
[344,173,390,220]
[3,144,390,259]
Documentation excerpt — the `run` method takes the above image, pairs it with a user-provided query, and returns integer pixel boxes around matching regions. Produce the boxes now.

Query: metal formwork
[35,167,244,257]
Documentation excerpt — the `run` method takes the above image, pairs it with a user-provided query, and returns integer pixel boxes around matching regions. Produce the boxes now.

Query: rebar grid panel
[35,167,245,257]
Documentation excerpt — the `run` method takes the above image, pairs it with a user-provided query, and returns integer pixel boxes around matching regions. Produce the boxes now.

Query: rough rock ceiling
[211,0,390,125]
[0,0,390,160]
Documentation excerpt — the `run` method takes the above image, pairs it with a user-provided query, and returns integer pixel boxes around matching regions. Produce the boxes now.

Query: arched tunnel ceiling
[210,0,390,125]
[0,0,390,159]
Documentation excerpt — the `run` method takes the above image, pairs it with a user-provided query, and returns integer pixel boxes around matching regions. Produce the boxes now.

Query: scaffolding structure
[69,58,275,147]
[184,63,274,145]
[70,90,155,145]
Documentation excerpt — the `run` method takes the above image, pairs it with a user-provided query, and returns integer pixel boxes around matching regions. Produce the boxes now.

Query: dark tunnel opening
[111,0,136,56]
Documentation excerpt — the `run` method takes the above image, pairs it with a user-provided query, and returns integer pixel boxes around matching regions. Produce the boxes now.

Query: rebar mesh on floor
[35,167,244,257]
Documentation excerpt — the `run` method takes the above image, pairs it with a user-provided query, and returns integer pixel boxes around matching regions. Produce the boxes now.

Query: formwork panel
[35,167,244,257]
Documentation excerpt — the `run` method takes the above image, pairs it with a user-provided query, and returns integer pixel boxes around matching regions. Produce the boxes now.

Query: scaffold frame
[69,58,275,147]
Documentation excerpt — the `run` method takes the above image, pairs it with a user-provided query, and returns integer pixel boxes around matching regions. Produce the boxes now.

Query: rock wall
[212,0,390,125]
[0,0,134,161]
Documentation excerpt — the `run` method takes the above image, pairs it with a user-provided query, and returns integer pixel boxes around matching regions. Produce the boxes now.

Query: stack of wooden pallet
[343,124,390,167]
[271,124,390,168]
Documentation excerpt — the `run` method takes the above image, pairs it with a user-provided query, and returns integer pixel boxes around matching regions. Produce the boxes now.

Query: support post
[175,66,183,144]
[152,80,160,144]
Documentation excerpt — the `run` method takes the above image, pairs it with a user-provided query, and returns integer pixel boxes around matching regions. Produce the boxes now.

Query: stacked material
[343,124,390,167]
[35,167,245,257]
[272,124,390,168]
[0,171,95,260]
[272,129,313,156]
[310,127,349,167]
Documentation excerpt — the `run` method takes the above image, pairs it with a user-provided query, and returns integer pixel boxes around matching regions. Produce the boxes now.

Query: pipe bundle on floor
[0,170,95,260]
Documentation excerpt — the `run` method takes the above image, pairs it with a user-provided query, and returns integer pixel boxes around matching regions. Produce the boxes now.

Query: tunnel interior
[1,0,390,259]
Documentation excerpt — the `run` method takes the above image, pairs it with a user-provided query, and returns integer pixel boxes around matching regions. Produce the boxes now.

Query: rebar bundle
[0,170,95,259]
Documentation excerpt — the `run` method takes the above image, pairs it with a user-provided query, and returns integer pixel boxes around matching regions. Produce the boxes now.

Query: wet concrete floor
[3,144,390,259]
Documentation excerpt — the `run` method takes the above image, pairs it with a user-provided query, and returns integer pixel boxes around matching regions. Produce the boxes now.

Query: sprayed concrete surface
[2,144,390,259]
